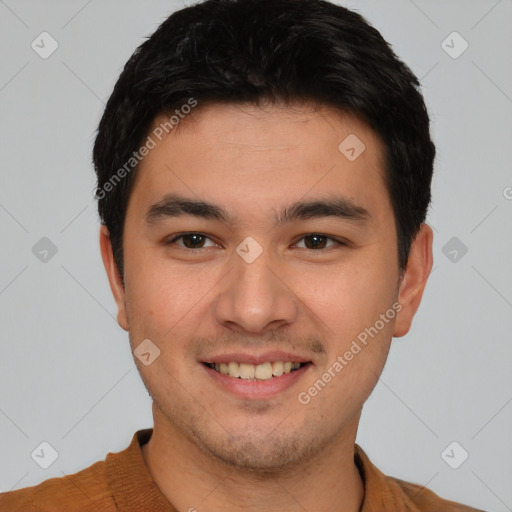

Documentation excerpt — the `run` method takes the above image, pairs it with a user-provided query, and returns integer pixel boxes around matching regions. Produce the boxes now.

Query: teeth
[209,361,305,380]
[272,361,284,377]
[254,362,272,380]
[239,363,255,379]
[228,361,240,378]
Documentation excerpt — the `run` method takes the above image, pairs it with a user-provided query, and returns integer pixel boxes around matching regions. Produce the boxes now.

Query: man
[0,0,485,510]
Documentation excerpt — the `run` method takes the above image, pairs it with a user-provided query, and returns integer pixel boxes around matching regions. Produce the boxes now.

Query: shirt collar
[106,429,177,512]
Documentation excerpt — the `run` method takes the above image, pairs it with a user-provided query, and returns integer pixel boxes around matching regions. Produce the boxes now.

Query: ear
[99,225,129,331]
[393,223,433,338]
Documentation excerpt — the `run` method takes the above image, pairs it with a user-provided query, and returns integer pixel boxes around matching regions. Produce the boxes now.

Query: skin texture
[100,102,433,512]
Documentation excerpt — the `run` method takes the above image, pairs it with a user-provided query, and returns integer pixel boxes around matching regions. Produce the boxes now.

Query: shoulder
[354,444,487,512]
[388,475,487,512]
[0,457,115,512]
[0,430,149,512]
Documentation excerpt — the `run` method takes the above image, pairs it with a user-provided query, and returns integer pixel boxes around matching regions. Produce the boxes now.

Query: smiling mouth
[203,361,310,381]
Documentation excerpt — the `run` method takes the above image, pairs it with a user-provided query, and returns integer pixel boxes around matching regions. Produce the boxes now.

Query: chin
[189,422,320,475]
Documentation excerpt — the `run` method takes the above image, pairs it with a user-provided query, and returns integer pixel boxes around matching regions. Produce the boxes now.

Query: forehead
[150,101,381,153]
[128,102,391,228]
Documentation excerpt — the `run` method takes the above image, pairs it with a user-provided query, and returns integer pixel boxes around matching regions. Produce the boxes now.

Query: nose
[213,242,299,334]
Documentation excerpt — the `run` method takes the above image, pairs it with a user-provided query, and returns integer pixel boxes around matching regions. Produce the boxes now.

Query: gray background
[1,1,511,510]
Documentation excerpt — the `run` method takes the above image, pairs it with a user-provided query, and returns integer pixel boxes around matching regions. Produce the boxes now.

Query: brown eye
[166,233,216,249]
[295,234,341,250]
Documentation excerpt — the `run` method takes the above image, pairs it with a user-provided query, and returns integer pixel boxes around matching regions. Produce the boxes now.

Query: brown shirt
[0,429,485,511]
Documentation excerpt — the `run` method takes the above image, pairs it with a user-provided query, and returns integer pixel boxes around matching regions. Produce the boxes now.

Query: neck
[141,405,364,512]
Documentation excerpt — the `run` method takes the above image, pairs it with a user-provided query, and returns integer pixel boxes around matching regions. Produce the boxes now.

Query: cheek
[123,252,221,343]
[295,253,398,332]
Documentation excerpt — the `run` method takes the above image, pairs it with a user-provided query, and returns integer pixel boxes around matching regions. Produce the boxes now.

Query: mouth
[200,351,314,399]
[202,361,310,381]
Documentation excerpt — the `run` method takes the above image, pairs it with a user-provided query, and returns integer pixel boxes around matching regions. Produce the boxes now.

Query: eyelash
[164,232,347,251]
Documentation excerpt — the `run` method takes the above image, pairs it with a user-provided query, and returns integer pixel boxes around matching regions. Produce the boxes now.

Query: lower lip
[202,363,312,400]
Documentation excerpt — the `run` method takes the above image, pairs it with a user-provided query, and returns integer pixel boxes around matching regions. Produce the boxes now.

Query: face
[101,101,432,473]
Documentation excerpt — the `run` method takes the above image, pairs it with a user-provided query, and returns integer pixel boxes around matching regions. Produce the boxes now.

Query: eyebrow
[145,193,370,227]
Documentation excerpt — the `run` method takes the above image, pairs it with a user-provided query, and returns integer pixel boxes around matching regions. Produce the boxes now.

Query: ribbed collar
[106,429,177,511]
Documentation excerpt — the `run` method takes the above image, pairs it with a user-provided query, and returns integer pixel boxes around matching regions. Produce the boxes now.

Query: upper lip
[201,351,312,365]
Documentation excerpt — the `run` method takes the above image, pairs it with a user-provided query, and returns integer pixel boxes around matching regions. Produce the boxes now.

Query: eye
[164,232,347,251]
[165,233,218,249]
[294,234,344,250]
